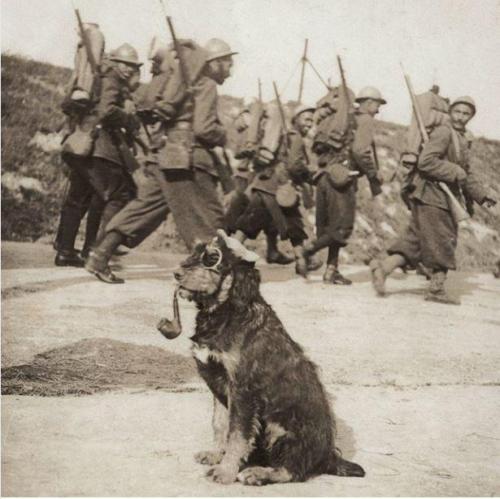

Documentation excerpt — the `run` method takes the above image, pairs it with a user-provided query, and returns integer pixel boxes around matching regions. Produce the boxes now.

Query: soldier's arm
[154,68,186,122]
[351,115,378,180]
[192,78,226,147]
[417,126,467,184]
[96,74,131,128]
[286,133,310,183]
[462,163,489,205]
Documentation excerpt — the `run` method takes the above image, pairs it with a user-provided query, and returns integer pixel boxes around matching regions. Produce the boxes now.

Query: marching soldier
[232,104,321,273]
[297,86,384,283]
[86,43,142,241]
[370,96,497,304]
[85,38,237,283]
[83,43,174,283]
[55,43,141,267]
[226,103,294,265]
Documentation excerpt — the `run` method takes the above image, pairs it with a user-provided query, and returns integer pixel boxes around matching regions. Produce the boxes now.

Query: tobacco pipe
[157,288,182,339]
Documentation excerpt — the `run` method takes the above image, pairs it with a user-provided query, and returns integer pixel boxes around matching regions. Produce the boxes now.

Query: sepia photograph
[1,0,499,495]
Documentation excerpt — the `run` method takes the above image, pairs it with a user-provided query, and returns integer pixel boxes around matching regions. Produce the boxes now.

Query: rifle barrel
[74,8,98,75]
[337,55,352,107]
[165,15,191,88]
[403,73,429,142]
[272,81,289,151]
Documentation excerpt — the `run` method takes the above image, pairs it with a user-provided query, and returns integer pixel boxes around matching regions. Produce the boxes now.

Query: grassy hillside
[1,54,70,240]
[2,54,499,268]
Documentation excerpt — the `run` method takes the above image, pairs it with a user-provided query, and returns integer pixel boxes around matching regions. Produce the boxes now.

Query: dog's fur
[174,235,365,485]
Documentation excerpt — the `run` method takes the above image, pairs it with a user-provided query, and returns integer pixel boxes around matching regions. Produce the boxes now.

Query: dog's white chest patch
[190,343,240,379]
[191,344,214,364]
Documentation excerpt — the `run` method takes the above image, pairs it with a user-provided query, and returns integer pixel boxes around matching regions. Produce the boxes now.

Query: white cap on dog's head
[216,230,259,263]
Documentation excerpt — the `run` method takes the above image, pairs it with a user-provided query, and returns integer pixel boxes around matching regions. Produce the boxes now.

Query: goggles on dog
[201,246,223,271]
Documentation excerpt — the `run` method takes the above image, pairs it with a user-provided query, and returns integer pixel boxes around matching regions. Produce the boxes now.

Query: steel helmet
[292,104,316,120]
[204,38,238,62]
[148,37,169,62]
[110,43,143,67]
[355,86,386,104]
[450,96,476,115]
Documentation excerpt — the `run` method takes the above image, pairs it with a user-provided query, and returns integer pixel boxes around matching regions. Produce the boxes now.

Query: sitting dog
[172,230,365,485]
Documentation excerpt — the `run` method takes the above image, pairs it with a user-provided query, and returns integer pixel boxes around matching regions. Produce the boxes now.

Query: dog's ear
[216,229,259,264]
[229,264,261,308]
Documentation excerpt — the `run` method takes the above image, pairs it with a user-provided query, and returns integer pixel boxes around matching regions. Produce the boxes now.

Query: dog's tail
[326,450,365,477]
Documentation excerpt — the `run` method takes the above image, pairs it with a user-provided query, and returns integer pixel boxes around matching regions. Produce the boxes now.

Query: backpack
[399,88,450,207]
[63,23,105,115]
[400,88,449,165]
[312,85,356,154]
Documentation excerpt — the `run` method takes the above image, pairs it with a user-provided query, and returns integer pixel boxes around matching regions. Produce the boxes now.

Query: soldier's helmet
[148,36,168,62]
[450,96,476,116]
[204,38,238,62]
[292,104,316,121]
[110,43,143,67]
[355,86,387,104]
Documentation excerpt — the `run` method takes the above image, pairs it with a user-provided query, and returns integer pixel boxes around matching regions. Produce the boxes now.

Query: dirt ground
[2,241,500,496]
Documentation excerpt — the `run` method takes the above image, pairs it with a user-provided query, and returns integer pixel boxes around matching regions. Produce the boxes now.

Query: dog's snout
[174,268,184,281]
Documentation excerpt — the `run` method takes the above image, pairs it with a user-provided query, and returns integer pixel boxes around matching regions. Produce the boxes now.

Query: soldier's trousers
[160,168,225,249]
[315,174,356,247]
[86,157,137,243]
[56,155,104,252]
[234,190,307,247]
[106,166,225,251]
[105,167,170,248]
[387,200,458,271]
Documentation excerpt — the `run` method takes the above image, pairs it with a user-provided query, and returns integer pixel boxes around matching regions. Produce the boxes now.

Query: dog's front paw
[206,464,238,484]
[194,450,224,465]
[237,466,270,486]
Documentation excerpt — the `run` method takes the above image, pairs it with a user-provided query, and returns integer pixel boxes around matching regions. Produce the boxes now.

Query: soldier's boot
[55,207,85,267]
[55,250,85,267]
[294,242,314,278]
[85,231,125,284]
[266,233,294,265]
[369,254,406,297]
[424,271,460,305]
[323,264,352,285]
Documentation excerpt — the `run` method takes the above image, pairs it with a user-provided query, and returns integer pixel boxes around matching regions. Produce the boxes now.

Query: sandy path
[2,242,500,495]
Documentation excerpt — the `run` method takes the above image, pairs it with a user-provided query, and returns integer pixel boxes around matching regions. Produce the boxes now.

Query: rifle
[335,55,355,144]
[245,80,264,152]
[337,56,367,183]
[159,0,191,91]
[74,7,99,76]
[272,81,290,155]
[337,55,352,111]
[401,69,469,223]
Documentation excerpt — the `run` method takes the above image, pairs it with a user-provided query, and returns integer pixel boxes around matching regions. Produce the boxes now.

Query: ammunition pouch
[158,123,193,172]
